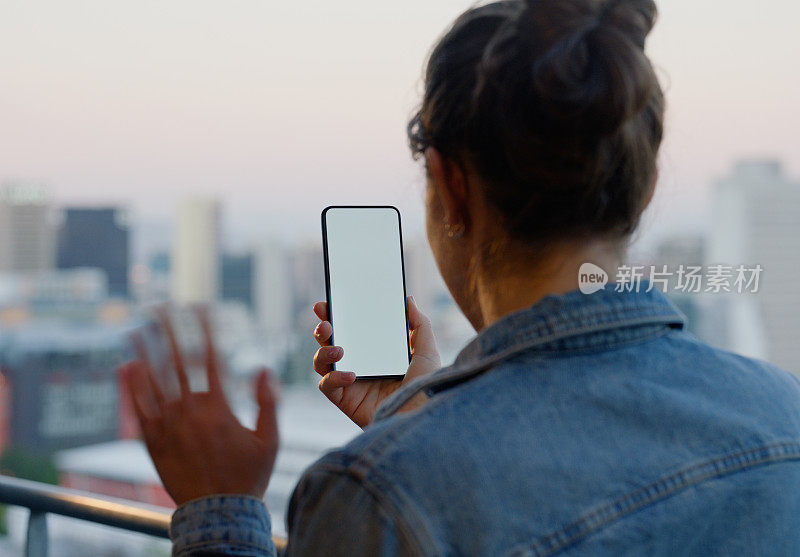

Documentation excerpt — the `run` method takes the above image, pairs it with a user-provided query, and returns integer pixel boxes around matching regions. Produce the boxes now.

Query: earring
[445,222,465,239]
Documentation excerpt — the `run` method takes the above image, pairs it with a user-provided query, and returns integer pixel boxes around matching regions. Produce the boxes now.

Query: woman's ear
[426,148,469,228]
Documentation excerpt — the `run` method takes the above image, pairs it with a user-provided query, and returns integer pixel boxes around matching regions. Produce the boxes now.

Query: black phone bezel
[321,205,412,380]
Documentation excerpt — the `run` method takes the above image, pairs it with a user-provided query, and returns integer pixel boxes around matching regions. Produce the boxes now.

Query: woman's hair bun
[599,0,657,49]
[499,0,660,137]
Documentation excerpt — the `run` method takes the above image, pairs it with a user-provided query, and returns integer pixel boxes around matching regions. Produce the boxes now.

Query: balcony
[0,474,287,556]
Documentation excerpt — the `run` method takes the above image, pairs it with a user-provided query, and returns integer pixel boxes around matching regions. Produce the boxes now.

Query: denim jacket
[171,286,800,556]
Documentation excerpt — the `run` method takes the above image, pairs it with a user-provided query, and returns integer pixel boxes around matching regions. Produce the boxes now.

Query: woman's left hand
[120,306,279,506]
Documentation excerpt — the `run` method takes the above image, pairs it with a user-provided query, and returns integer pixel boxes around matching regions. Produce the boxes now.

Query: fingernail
[409,296,416,306]
[331,347,343,358]
[342,371,356,380]
[314,323,322,336]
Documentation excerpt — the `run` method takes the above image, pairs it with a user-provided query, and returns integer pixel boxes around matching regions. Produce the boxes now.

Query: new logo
[578,263,608,295]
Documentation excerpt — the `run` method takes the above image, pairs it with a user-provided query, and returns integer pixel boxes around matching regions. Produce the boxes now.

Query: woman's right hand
[312,296,441,428]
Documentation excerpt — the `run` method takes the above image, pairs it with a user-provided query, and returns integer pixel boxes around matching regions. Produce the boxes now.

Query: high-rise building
[0,324,130,454]
[172,198,220,303]
[709,160,800,373]
[255,240,292,334]
[290,242,325,331]
[653,235,706,336]
[0,184,55,272]
[222,253,255,310]
[57,208,130,298]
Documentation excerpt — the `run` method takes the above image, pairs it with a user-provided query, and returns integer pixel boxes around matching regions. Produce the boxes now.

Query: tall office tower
[708,160,800,373]
[255,239,292,335]
[653,235,706,333]
[57,208,130,298]
[172,197,220,303]
[0,184,55,272]
[290,242,325,331]
[222,253,255,310]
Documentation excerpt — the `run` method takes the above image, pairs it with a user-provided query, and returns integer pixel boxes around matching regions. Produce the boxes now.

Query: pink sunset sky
[1,0,798,252]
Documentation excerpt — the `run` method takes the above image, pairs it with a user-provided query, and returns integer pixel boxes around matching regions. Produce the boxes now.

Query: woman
[123,0,800,555]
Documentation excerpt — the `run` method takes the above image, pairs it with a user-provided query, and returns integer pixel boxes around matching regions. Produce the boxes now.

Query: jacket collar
[375,285,685,421]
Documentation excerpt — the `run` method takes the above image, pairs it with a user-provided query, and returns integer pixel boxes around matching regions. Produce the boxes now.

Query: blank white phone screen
[324,207,410,377]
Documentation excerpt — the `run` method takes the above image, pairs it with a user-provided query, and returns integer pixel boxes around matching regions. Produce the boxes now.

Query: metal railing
[0,474,287,555]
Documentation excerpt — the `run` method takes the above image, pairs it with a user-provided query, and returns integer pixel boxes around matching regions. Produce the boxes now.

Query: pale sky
[1,0,799,255]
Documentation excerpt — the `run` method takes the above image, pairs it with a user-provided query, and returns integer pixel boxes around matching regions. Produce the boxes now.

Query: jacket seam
[508,440,800,557]
[306,463,441,555]
[424,327,672,405]
[428,326,674,399]
[529,327,672,358]
[480,315,682,366]
[352,421,413,473]
[356,377,502,471]
[495,297,682,341]
[503,311,677,348]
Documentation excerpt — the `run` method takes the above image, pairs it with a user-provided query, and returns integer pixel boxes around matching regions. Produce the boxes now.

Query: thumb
[255,369,279,444]
[407,296,441,376]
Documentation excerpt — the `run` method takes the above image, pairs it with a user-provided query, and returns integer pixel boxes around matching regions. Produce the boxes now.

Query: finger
[313,302,328,321]
[407,296,441,368]
[194,305,224,396]
[255,369,279,444]
[121,361,160,426]
[313,345,344,375]
[130,332,165,407]
[317,371,356,404]
[313,321,332,347]
[156,306,191,397]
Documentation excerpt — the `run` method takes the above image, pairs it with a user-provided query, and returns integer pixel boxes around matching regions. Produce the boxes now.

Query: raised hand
[120,306,279,506]
[312,296,441,428]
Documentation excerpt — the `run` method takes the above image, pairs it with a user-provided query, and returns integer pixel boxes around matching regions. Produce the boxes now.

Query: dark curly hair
[408,0,664,244]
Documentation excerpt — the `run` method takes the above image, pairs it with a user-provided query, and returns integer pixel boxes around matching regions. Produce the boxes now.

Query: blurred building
[653,236,706,337]
[0,184,55,272]
[149,251,170,275]
[256,240,292,335]
[57,208,130,298]
[279,242,324,384]
[0,262,135,456]
[290,242,325,330]
[172,198,220,303]
[0,324,132,454]
[655,236,705,272]
[222,253,255,310]
[0,268,108,305]
[709,160,800,373]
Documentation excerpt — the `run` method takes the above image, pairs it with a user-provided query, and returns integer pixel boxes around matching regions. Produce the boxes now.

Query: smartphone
[321,206,411,378]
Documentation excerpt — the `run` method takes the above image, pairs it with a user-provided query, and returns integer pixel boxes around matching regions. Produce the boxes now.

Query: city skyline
[1,2,799,553]
[3,156,799,289]
[1,0,799,255]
